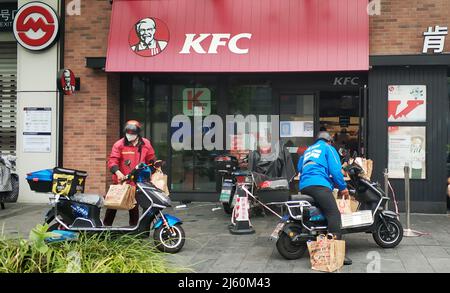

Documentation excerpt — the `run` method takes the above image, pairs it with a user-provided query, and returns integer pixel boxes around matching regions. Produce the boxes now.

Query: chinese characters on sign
[423,25,448,53]
[388,85,426,122]
[0,3,17,32]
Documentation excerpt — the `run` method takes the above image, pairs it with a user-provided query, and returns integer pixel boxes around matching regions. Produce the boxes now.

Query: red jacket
[108,137,156,184]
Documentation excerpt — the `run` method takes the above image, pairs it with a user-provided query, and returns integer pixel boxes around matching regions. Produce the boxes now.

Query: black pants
[300,185,342,235]
[103,205,139,226]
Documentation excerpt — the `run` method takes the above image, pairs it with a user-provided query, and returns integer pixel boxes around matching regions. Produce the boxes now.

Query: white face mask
[126,134,138,142]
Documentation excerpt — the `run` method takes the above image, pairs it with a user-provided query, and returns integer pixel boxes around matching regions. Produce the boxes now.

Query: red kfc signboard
[106,0,369,72]
[13,2,59,51]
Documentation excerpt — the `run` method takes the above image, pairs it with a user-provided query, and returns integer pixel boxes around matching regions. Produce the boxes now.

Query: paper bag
[333,189,359,212]
[151,168,169,196]
[104,184,136,210]
[307,234,345,272]
[336,198,352,214]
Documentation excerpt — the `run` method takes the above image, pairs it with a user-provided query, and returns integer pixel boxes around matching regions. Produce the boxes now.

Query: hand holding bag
[307,234,346,272]
[104,183,136,210]
[336,193,352,214]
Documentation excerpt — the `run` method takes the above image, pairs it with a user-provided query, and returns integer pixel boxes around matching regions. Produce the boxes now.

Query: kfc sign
[129,17,169,57]
[182,88,211,116]
[106,0,369,72]
[128,17,250,57]
[57,69,76,95]
[13,2,59,51]
[179,33,252,54]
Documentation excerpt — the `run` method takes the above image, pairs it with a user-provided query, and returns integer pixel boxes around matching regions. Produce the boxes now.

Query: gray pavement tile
[427,258,450,273]
[242,247,274,262]
[211,253,246,269]
[412,236,441,246]
[419,245,450,259]
[236,261,268,273]
[398,254,434,273]
[2,203,450,273]
[263,263,295,273]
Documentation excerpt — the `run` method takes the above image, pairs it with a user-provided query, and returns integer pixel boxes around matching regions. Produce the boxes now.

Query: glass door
[170,76,218,192]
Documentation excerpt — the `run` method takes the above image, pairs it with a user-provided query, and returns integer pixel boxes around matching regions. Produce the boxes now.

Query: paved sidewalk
[1,202,450,273]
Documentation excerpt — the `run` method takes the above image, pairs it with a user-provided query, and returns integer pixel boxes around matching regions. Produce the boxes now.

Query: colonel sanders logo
[58,69,76,95]
[129,17,169,57]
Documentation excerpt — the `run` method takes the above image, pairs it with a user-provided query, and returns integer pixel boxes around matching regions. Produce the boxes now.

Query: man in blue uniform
[298,131,352,265]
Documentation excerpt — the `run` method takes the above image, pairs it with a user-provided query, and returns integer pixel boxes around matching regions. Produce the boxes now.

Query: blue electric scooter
[42,162,185,253]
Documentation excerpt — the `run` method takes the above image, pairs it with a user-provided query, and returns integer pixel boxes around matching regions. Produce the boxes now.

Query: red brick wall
[370,0,450,55]
[63,1,119,195]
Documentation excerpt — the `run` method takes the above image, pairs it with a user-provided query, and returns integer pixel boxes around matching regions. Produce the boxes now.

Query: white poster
[23,107,52,153]
[280,121,314,138]
[23,107,52,133]
[23,135,51,153]
[388,126,426,179]
[388,85,426,122]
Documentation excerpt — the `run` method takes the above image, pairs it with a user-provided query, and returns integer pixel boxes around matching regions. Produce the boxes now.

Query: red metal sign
[57,69,76,95]
[13,2,59,51]
[106,0,369,72]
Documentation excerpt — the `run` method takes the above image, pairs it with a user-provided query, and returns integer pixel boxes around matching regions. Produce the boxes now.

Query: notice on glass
[388,126,426,179]
[23,107,52,153]
[280,121,314,138]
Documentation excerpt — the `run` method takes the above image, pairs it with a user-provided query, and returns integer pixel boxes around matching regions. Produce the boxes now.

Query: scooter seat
[290,193,315,204]
[70,193,104,207]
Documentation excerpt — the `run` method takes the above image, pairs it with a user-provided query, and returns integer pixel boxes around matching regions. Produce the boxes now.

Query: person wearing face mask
[104,120,156,226]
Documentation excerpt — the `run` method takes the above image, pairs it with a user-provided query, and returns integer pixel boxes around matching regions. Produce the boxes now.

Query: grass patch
[0,224,190,273]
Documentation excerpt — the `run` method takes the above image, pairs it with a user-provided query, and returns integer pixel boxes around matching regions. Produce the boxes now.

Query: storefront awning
[106,0,369,72]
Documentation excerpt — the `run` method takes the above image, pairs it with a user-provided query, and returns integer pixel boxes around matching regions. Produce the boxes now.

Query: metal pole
[384,168,389,210]
[403,163,427,237]
[404,164,411,230]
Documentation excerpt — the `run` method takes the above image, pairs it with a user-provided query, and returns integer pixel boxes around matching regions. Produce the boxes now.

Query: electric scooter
[0,155,19,209]
[43,162,185,253]
[269,160,403,260]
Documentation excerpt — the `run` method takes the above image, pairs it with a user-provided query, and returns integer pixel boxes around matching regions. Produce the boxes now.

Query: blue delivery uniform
[298,140,347,192]
[297,139,347,235]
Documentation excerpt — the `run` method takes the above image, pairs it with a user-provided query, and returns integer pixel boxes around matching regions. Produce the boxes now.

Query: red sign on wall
[106,0,369,72]
[13,2,59,51]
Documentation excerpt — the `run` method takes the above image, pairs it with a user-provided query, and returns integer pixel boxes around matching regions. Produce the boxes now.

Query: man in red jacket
[104,120,156,226]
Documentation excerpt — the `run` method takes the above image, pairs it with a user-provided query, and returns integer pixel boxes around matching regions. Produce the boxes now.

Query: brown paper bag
[104,183,136,210]
[336,198,352,214]
[333,189,358,212]
[151,168,169,196]
[307,234,345,272]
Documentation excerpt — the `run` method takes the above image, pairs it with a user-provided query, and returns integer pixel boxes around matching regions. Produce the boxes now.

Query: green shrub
[0,224,189,273]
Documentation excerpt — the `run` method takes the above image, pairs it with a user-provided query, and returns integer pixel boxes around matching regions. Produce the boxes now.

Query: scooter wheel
[154,224,185,253]
[373,217,403,248]
[276,232,307,260]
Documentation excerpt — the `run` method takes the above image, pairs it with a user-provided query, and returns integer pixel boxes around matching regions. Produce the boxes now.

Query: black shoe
[344,256,352,265]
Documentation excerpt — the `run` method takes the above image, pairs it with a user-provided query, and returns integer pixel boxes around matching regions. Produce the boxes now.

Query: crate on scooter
[52,167,87,196]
